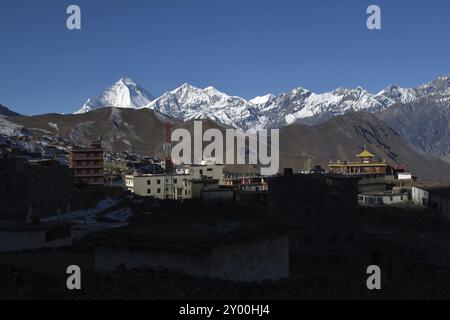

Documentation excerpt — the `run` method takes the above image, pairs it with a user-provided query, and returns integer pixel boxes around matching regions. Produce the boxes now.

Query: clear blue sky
[1,0,450,115]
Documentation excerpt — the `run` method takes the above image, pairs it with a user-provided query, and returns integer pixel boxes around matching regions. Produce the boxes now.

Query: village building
[412,186,450,220]
[329,148,387,192]
[69,140,104,186]
[0,222,72,252]
[125,173,192,200]
[90,219,289,282]
[223,175,268,192]
[124,162,225,200]
[358,191,409,206]
[0,158,74,221]
[268,169,360,256]
[188,161,224,184]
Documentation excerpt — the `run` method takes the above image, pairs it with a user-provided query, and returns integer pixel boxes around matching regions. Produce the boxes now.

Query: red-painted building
[69,140,104,186]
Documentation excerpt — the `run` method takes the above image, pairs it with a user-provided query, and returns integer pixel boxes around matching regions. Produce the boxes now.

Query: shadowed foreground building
[268,169,360,256]
[89,219,289,282]
[0,158,74,221]
[412,185,450,220]
[0,222,72,252]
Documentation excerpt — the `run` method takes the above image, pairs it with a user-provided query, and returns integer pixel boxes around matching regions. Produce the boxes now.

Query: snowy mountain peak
[118,77,137,86]
[418,74,450,96]
[73,73,450,130]
[75,78,155,114]
[249,94,274,105]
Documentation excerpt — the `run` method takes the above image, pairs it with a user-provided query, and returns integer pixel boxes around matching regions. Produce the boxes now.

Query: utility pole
[163,121,175,200]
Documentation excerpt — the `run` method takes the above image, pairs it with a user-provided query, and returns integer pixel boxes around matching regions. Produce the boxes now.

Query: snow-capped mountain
[256,86,388,127]
[74,75,450,130]
[146,83,263,129]
[252,76,450,127]
[249,94,275,105]
[75,77,154,114]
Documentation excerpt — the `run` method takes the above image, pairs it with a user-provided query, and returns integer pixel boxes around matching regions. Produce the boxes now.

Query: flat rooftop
[0,221,72,232]
[360,191,408,197]
[414,185,450,198]
[88,218,288,253]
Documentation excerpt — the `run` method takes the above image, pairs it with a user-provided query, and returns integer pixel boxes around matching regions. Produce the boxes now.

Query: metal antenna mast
[163,121,175,199]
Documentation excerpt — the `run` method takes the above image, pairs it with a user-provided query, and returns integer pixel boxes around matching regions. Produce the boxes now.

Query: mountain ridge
[9,108,450,180]
[74,74,450,130]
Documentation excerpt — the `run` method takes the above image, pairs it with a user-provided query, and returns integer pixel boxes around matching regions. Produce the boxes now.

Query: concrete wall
[382,194,408,205]
[94,235,289,282]
[412,187,430,206]
[269,174,359,256]
[201,190,235,202]
[426,234,450,268]
[189,164,224,183]
[430,194,450,221]
[357,175,386,193]
[0,230,72,253]
[358,194,408,206]
[211,236,289,282]
[95,246,212,277]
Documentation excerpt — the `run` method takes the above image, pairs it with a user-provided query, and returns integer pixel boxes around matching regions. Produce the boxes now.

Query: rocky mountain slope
[278,112,450,180]
[0,104,20,117]
[378,95,450,162]
[10,108,450,180]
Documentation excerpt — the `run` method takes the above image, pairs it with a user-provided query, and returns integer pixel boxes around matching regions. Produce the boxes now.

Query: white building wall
[382,194,408,205]
[412,187,430,206]
[189,164,224,184]
[127,174,192,199]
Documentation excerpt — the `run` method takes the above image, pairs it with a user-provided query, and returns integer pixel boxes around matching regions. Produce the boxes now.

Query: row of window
[146,188,190,196]
[73,160,102,166]
[75,169,102,175]
[145,179,190,185]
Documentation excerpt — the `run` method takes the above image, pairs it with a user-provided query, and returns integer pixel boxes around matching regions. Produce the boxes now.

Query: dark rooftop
[88,218,289,253]
[415,185,450,198]
[0,221,72,232]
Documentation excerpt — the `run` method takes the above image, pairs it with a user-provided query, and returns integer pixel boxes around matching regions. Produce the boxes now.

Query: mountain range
[70,75,450,161]
[74,76,450,129]
[1,74,449,172]
[7,108,450,180]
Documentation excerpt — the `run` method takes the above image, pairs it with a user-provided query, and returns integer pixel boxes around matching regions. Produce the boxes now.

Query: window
[174,179,177,184]
[157,188,161,193]
[147,189,151,194]
[157,179,161,185]
[207,168,213,172]
[199,170,203,175]
[147,180,151,185]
